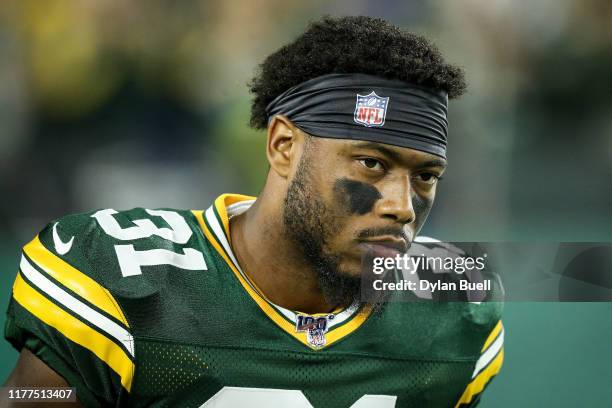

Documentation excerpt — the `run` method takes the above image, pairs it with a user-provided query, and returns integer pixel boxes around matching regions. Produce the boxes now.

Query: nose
[374,176,416,224]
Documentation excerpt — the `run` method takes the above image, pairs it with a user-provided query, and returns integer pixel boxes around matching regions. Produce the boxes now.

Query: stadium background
[0,1,611,406]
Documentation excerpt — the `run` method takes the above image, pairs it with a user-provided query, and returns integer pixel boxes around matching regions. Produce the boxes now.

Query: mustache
[357,227,410,242]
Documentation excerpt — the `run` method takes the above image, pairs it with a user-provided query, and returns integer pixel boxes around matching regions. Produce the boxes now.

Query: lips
[359,236,409,258]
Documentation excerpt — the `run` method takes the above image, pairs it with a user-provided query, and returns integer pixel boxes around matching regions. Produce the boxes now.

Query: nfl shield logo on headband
[354,91,389,127]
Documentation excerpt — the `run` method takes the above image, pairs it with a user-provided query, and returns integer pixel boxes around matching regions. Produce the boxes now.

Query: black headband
[265,73,449,158]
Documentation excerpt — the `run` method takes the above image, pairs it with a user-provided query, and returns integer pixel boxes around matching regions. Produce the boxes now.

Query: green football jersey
[5,194,504,407]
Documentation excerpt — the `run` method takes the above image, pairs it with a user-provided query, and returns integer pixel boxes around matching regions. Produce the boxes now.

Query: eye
[358,158,385,172]
[414,172,441,185]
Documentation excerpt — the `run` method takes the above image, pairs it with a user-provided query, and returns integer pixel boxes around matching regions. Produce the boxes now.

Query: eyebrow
[352,141,447,169]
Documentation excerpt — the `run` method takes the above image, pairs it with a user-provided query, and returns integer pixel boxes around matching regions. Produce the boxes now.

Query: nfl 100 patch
[295,314,335,349]
[353,91,389,127]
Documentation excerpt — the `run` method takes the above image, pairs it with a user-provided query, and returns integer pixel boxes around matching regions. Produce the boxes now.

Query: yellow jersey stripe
[19,255,134,358]
[23,236,129,328]
[213,193,257,238]
[195,195,373,350]
[207,202,301,328]
[481,320,503,352]
[210,196,358,323]
[324,306,372,345]
[192,210,311,346]
[193,209,372,349]
[206,203,297,325]
[454,348,504,407]
[13,273,134,391]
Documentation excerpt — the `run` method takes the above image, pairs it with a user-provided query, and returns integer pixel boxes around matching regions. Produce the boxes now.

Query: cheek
[413,193,434,225]
[332,178,382,215]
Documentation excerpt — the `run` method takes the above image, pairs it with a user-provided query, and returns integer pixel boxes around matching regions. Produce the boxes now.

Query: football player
[4,16,504,407]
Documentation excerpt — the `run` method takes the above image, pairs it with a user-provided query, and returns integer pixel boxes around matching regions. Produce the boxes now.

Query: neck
[229,191,335,314]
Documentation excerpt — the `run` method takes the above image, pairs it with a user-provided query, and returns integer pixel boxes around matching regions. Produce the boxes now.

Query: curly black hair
[249,15,466,129]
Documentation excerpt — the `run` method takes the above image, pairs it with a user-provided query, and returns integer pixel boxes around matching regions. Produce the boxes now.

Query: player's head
[249,16,465,306]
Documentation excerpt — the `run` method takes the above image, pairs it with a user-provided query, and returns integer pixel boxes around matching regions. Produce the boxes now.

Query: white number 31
[92,209,207,277]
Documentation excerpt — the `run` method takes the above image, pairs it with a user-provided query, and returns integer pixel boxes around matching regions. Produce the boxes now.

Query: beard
[281,152,362,309]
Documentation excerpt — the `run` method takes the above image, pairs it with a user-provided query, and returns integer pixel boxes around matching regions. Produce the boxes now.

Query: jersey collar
[193,193,372,350]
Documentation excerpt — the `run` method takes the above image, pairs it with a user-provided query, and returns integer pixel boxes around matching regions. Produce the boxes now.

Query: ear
[266,115,301,178]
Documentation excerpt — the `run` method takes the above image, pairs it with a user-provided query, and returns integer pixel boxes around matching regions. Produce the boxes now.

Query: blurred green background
[0,0,611,406]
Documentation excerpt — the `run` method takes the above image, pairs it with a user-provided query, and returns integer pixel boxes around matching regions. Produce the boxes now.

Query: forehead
[311,137,447,168]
